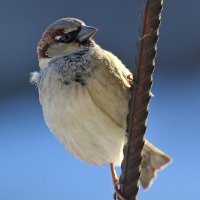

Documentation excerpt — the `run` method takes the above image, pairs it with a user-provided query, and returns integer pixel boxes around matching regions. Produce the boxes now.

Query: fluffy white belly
[40,82,126,166]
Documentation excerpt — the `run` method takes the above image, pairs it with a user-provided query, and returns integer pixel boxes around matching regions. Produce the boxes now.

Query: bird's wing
[86,49,132,129]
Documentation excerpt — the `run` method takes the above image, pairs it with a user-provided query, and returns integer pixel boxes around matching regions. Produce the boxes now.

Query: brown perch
[119,0,164,199]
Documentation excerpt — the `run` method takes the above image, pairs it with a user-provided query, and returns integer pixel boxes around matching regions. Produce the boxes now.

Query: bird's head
[37,18,98,69]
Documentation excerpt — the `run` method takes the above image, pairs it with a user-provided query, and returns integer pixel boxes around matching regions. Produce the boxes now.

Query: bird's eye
[55,34,71,43]
[54,29,80,44]
[60,34,71,42]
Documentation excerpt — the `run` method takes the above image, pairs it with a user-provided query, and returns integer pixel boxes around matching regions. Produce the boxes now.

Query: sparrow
[30,18,171,199]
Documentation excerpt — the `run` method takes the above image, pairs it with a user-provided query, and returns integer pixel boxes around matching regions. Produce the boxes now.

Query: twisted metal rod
[119,0,163,199]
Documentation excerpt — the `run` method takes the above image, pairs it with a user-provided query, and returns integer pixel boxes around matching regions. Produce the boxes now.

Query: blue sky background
[0,0,200,199]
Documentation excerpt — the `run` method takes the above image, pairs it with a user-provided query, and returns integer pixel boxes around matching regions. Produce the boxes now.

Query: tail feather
[140,140,172,189]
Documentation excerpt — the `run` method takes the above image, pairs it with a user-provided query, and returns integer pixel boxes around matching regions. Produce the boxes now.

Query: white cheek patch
[47,42,80,58]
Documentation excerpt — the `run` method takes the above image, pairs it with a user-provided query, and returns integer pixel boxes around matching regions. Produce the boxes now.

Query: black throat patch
[51,48,93,86]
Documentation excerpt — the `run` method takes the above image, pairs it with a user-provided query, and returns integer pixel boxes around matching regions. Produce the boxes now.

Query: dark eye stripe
[57,29,80,43]
[59,34,71,42]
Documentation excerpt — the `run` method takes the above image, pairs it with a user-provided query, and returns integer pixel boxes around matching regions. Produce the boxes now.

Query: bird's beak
[76,25,98,42]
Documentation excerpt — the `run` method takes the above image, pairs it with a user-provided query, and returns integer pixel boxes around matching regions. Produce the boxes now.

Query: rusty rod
[119,0,163,199]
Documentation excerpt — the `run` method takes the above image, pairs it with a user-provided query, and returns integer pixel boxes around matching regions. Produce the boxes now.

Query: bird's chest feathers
[39,78,126,166]
[37,50,127,165]
[52,49,93,85]
[42,83,94,133]
[38,50,96,127]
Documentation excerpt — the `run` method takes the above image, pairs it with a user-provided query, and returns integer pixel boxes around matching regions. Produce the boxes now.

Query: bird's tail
[140,140,172,189]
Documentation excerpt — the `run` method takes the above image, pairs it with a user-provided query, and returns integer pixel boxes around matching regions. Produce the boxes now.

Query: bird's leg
[110,163,119,186]
[127,74,138,88]
[110,163,126,200]
[127,74,133,84]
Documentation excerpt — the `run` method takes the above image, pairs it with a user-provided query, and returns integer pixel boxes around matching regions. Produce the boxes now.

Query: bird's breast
[39,77,126,166]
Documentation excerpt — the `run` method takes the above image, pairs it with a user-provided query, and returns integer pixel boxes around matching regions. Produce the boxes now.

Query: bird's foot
[110,163,126,200]
[113,180,126,200]
[127,74,134,85]
[127,74,138,90]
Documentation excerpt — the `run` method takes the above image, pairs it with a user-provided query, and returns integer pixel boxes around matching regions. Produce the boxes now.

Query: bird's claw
[110,164,126,200]
[127,74,134,85]
[113,181,126,200]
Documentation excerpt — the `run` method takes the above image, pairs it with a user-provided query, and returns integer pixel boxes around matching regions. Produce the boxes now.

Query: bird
[30,18,171,199]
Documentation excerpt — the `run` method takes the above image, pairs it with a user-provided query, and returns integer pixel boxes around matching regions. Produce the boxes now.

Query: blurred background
[0,0,199,199]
